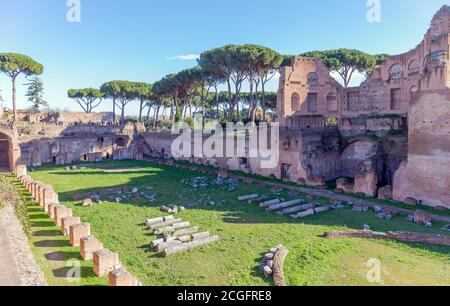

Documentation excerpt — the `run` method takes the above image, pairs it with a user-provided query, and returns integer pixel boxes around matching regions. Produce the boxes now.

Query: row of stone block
[147,215,220,257]
[14,164,140,286]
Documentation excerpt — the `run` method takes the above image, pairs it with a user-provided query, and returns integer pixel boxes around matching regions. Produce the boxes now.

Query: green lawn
[27,160,450,286]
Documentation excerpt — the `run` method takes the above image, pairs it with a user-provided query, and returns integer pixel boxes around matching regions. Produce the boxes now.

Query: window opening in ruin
[115,138,126,147]
[281,164,292,180]
[326,93,338,112]
[390,88,402,110]
[291,93,300,112]
[307,72,319,86]
[389,64,404,81]
[307,93,318,112]
[410,86,418,102]
[408,60,420,75]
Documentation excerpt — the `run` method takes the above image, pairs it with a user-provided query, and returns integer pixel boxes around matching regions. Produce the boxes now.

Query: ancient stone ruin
[13,166,141,286]
[1,6,449,211]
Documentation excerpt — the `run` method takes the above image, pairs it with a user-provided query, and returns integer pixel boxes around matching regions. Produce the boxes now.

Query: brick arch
[389,63,404,81]
[341,139,378,177]
[408,59,420,75]
[0,131,12,171]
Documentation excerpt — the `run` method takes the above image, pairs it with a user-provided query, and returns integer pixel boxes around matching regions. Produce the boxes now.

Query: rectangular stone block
[38,184,46,205]
[54,206,73,226]
[80,236,103,261]
[31,182,38,199]
[37,185,45,206]
[15,164,27,177]
[43,187,58,208]
[47,203,58,218]
[108,267,139,286]
[61,216,81,236]
[93,249,120,277]
[26,180,33,193]
[70,223,91,247]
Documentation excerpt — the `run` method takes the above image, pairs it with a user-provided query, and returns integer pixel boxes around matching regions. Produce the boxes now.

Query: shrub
[0,176,31,236]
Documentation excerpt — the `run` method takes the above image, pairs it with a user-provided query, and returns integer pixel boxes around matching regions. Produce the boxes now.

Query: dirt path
[0,218,22,286]
[0,205,46,286]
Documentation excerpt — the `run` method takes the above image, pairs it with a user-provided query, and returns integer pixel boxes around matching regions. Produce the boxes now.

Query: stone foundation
[354,170,378,197]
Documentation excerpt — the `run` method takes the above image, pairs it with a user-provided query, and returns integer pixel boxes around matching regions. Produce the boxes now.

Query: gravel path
[0,205,46,286]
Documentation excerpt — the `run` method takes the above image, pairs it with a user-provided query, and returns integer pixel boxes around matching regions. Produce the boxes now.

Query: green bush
[0,176,31,236]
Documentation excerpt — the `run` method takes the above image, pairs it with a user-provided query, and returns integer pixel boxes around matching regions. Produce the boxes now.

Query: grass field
[26,160,450,286]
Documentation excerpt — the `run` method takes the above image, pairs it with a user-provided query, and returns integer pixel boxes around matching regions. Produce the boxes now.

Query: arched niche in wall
[291,93,301,112]
[115,137,126,147]
[0,132,11,169]
[389,64,404,81]
[410,85,418,101]
[424,50,447,73]
[408,60,420,76]
[326,92,338,112]
[341,139,377,177]
[307,72,319,86]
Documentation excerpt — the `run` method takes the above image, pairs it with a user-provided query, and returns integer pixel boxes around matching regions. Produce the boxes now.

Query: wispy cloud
[165,54,200,61]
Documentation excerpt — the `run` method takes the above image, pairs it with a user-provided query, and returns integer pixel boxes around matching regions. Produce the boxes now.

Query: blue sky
[0,0,448,114]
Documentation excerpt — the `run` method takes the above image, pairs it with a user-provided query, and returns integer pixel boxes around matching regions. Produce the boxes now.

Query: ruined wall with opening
[276,57,343,129]
[393,89,450,208]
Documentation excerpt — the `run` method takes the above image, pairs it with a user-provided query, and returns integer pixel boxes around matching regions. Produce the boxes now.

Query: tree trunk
[12,76,17,122]
[235,83,240,122]
[139,99,144,122]
[112,99,116,123]
[227,78,233,120]
[153,105,161,128]
[121,102,125,123]
[146,104,151,122]
[249,78,254,121]
[261,82,266,121]
[215,85,219,120]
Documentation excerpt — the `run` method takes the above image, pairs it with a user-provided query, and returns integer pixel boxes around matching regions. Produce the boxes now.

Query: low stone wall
[14,164,140,286]
[324,230,450,246]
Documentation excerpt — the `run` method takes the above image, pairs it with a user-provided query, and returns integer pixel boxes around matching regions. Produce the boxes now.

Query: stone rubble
[259,245,289,286]
[147,215,219,257]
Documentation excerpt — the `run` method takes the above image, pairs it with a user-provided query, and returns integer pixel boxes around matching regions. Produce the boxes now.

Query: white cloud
[165,54,200,61]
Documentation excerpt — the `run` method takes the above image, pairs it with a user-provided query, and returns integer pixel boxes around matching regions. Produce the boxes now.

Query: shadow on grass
[250,252,274,286]
[34,239,71,248]
[32,221,56,228]
[33,230,61,237]
[52,266,96,279]
[45,251,82,262]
